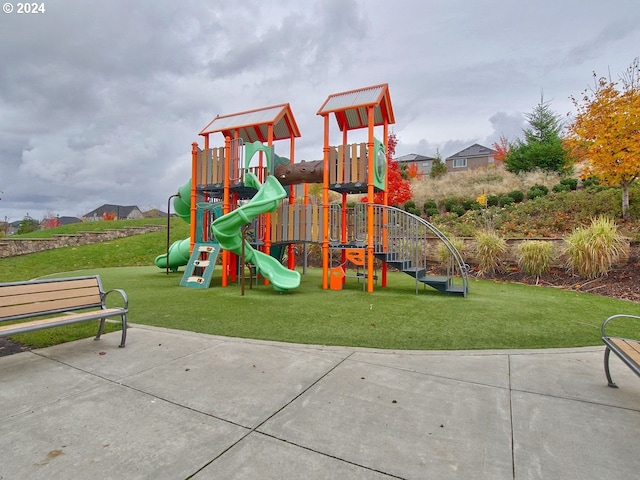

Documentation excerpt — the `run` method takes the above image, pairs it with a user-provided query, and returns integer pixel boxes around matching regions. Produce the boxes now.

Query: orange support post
[321,114,330,289]
[287,137,297,271]
[189,142,199,254]
[221,136,231,287]
[366,106,375,293]
[340,129,349,276]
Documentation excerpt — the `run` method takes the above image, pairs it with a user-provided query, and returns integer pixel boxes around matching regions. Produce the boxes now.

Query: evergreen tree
[17,215,40,235]
[505,97,571,174]
[429,150,448,178]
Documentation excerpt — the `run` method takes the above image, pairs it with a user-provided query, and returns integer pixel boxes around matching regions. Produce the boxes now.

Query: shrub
[516,241,554,276]
[423,200,438,211]
[582,176,599,188]
[527,184,549,200]
[473,229,507,275]
[487,194,500,207]
[560,178,578,190]
[442,198,459,212]
[508,190,525,203]
[552,183,571,193]
[423,207,439,216]
[564,216,629,279]
[532,183,549,195]
[460,199,476,211]
[498,195,515,207]
[403,200,421,216]
[450,205,466,217]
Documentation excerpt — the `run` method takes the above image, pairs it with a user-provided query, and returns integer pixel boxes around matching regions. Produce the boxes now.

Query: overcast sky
[1,0,639,222]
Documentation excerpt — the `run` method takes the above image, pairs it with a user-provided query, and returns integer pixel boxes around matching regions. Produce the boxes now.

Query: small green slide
[211,172,301,292]
[155,180,192,271]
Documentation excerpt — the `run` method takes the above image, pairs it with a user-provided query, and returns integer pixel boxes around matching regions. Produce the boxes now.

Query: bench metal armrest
[102,288,129,311]
[601,314,640,338]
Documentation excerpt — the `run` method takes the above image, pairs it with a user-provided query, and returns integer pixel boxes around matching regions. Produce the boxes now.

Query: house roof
[447,143,497,160]
[83,204,141,218]
[57,216,82,225]
[199,103,301,142]
[143,209,168,218]
[395,153,436,163]
[316,83,395,131]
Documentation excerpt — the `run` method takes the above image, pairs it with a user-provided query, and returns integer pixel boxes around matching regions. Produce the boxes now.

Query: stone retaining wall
[0,225,166,258]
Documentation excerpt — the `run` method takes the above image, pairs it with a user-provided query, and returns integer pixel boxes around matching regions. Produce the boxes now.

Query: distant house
[83,204,144,221]
[395,153,437,176]
[40,215,82,229]
[58,216,82,226]
[5,220,23,235]
[446,144,498,172]
[142,209,168,218]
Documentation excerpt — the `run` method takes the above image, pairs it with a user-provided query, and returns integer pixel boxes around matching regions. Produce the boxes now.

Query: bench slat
[0,286,102,308]
[0,295,103,319]
[609,338,640,364]
[0,278,99,298]
[0,308,125,336]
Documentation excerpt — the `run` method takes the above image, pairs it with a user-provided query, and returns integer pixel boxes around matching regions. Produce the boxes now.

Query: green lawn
[2,223,639,351]
[12,264,640,351]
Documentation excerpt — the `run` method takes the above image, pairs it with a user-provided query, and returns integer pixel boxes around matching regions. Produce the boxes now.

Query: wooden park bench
[601,314,640,388]
[0,275,128,348]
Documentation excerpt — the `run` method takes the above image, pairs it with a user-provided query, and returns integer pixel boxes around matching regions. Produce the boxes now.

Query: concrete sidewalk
[1,324,639,479]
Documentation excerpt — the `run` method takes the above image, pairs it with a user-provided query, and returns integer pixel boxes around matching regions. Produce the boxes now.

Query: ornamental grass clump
[437,237,466,269]
[473,229,507,275]
[516,240,554,277]
[564,216,629,279]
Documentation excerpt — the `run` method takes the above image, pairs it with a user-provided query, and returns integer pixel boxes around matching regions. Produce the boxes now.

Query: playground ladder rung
[180,242,221,289]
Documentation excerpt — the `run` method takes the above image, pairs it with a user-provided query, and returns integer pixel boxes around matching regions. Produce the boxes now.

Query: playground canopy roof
[316,83,395,132]
[199,103,301,143]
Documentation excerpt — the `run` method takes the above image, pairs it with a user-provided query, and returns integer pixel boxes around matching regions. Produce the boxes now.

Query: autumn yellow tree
[564,58,640,219]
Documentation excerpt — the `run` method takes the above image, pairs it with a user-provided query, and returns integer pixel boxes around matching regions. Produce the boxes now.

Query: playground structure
[155,84,468,296]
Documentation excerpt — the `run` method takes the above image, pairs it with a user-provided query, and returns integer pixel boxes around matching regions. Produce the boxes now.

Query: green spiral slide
[210,172,301,292]
[154,180,192,271]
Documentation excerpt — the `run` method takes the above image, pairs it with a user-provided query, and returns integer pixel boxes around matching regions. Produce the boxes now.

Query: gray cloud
[1,0,638,221]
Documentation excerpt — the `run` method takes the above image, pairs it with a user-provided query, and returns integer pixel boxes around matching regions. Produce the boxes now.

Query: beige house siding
[447,155,495,172]
[446,144,497,173]
[395,153,436,176]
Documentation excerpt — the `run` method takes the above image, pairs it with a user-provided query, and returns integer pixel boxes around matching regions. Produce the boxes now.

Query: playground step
[417,275,465,296]
[374,252,466,296]
[402,267,426,279]
[375,253,413,268]
[382,258,413,270]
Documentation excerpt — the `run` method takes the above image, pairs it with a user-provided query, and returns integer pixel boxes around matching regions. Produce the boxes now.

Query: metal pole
[166,193,179,275]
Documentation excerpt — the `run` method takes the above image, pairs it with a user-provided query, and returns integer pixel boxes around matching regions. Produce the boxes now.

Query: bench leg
[604,347,618,388]
[119,314,127,348]
[94,318,106,341]
[94,316,127,348]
